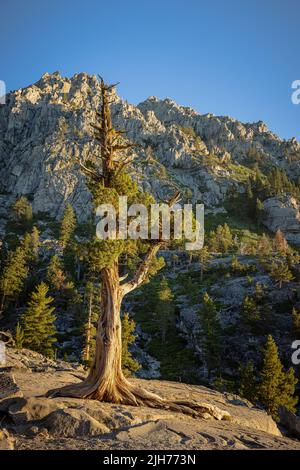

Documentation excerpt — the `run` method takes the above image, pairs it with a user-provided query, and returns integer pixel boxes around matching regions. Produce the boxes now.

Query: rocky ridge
[1,72,300,241]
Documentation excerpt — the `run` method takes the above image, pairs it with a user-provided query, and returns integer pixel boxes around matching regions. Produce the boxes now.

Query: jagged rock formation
[1,346,300,450]
[1,71,300,239]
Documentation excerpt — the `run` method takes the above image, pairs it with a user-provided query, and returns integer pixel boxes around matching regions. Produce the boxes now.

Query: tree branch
[120,190,181,296]
[78,160,103,182]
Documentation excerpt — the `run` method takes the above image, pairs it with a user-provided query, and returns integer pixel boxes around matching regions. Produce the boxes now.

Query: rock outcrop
[0,347,299,450]
[262,195,300,244]
[0,71,300,238]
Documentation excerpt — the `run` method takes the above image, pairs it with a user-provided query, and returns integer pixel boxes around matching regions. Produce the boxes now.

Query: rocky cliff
[1,71,300,239]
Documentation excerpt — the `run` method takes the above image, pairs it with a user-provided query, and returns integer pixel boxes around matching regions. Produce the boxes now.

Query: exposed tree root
[46,378,231,421]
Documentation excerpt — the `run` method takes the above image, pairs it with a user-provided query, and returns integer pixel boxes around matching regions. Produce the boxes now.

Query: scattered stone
[0,371,23,400]
[41,408,110,437]
[279,406,300,439]
[0,429,14,450]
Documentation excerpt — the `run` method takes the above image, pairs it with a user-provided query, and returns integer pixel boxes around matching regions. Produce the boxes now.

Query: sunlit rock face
[0,72,299,230]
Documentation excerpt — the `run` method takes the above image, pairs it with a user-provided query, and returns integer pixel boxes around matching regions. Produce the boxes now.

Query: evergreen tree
[29,226,40,262]
[209,224,233,254]
[21,282,57,358]
[46,255,67,291]
[0,245,28,313]
[257,335,298,420]
[268,261,293,289]
[155,277,175,343]
[12,196,33,226]
[292,307,300,335]
[22,226,40,264]
[256,198,264,218]
[257,233,272,256]
[241,295,260,324]
[197,246,211,281]
[239,361,257,403]
[121,313,140,377]
[273,229,288,255]
[14,322,24,349]
[46,78,199,414]
[198,292,221,377]
[59,204,76,249]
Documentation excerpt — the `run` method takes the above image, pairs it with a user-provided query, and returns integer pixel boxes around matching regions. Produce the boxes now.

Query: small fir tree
[242,295,260,324]
[121,313,141,377]
[268,261,293,289]
[12,196,33,226]
[155,277,175,343]
[14,322,24,349]
[21,282,57,358]
[198,292,221,378]
[239,361,257,403]
[257,335,298,420]
[59,203,76,249]
[0,245,28,313]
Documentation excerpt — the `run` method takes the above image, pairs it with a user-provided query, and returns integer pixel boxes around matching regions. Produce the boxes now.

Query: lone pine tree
[59,203,76,249]
[0,244,28,314]
[22,282,57,358]
[46,78,213,418]
[257,335,298,420]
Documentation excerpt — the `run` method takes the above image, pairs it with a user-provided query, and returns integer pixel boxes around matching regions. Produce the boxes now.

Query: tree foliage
[21,282,57,358]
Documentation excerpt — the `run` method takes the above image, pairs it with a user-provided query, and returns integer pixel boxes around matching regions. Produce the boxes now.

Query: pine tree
[12,196,33,226]
[14,322,24,349]
[257,335,298,420]
[121,313,140,377]
[198,292,221,377]
[59,203,76,249]
[239,361,257,403]
[268,261,293,289]
[155,277,174,343]
[46,77,202,416]
[292,307,300,335]
[242,295,260,324]
[21,282,57,358]
[46,255,67,291]
[257,233,272,256]
[22,226,40,264]
[29,226,40,262]
[273,229,288,255]
[0,245,28,313]
[197,246,211,281]
[209,224,233,254]
[256,198,264,218]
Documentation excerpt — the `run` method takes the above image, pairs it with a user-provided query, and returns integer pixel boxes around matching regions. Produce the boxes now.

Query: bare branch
[78,160,103,182]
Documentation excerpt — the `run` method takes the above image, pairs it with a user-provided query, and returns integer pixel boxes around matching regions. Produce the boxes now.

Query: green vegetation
[257,335,298,420]
[59,203,76,249]
[21,282,57,358]
[121,313,141,377]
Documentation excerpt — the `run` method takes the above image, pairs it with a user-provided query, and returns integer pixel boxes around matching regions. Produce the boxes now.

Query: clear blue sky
[1,0,300,140]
